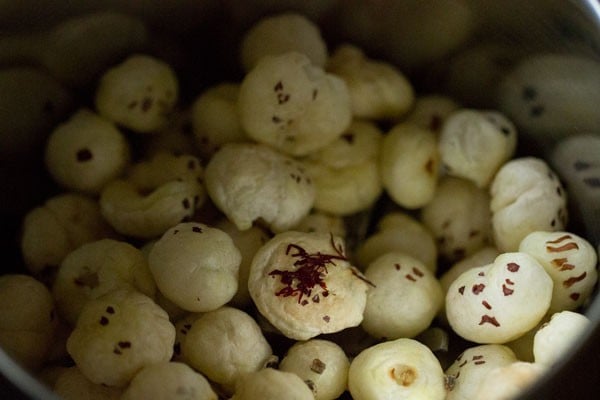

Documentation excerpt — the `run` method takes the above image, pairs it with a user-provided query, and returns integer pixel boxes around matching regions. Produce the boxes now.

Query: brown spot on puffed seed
[570,292,581,301]
[563,272,587,288]
[74,270,99,289]
[341,133,355,144]
[479,315,500,327]
[405,274,416,282]
[310,358,326,374]
[478,272,485,277]
[127,100,138,109]
[182,198,190,209]
[472,283,485,295]
[507,263,520,272]
[192,226,202,233]
[312,89,318,100]
[141,97,153,112]
[274,81,283,91]
[482,300,492,309]
[323,315,330,322]
[305,380,316,392]
[106,306,115,314]
[395,263,401,270]
[551,258,575,271]
[458,286,465,295]
[502,284,514,296]
[118,341,131,349]
[76,148,93,162]
[272,115,282,123]
[100,316,109,326]
[412,267,424,277]
[390,366,417,387]
[425,158,435,174]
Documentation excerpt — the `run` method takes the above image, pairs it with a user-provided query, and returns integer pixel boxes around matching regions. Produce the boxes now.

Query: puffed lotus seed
[445,344,518,400]
[362,252,443,340]
[120,361,217,400]
[439,109,517,188]
[53,366,123,400]
[248,231,370,340]
[231,368,315,400]
[533,310,590,367]
[148,222,241,312]
[355,211,438,272]
[519,231,598,313]
[20,192,115,275]
[238,51,352,156]
[421,176,492,262]
[348,338,446,400]
[52,239,156,325]
[0,274,57,370]
[446,252,553,344]
[181,306,272,391]
[95,54,178,133]
[490,157,568,252]
[472,361,546,400]
[240,12,328,72]
[45,108,130,194]
[66,289,175,387]
[204,143,315,232]
[380,122,439,209]
[279,339,349,400]
[327,43,415,120]
[190,83,248,158]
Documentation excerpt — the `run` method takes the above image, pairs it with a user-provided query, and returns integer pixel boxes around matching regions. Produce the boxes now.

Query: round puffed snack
[53,366,123,400]
[490,157,568,252]
[248,231,371,340]
[66,289,174,387]
[52,239,156,325]
[205,143,315,232]
[305,119,383,169]
[533,310,590,367]
[305,159,382,216]
[148,222,241,312]
[355,211,437,272]
[0,274,57,370]
[327,43,415,120]
[421,176,492,262]
[445,344,518,400]
[120,361,217,400]
[279,339,349,400]
[380,123,439,209]
[519,231,598,313]
[439,109,517,188]
[231,368,315,400]
[240,12,328,72]
[20,192,115,275]
[446,252,553,344]
[95,54,178,133]
[238,51,352,156]
[348,338,446,400]
[472,361,546,400]
[182,307,272,391]
[362,252,443,340]
[45,108,130,194]
[190,83,248,158]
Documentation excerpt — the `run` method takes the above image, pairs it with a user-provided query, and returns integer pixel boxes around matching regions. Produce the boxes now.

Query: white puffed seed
[66,289,175,387]
[95,54,178,133]
[99,178,203,239]
[53,239,156,325]
[497,54,600,143]
[355,212,438,271]
[305,159,382,216]
[240,12,328,72]
[20,192,115,275]
[439,109,517,188]
[348,338,446,400]
[362,252,443,340]
[44,108,130,194]
[279,339,349,400]
[231,368,315,400]
[380,123,439,209]
[533,310,590,367]
[472,361,546,400]
[327,43,414,120]
[490,157,568,252]
[0,274,57,370]
[190,83,248,158]
[421,176,492,262]
[53,367,123,400]
[238,52,352,156]
[401,94,461,133]
[148,222,241,312]
[445,344,518,400]
[120,361,217,400]
[181,307,272,391]
[213,219,270,309]
[445,252,553,344]
[305,119,383,169]
[248,231,370,340]
[519,231,598,313]
[204,143,315,231]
